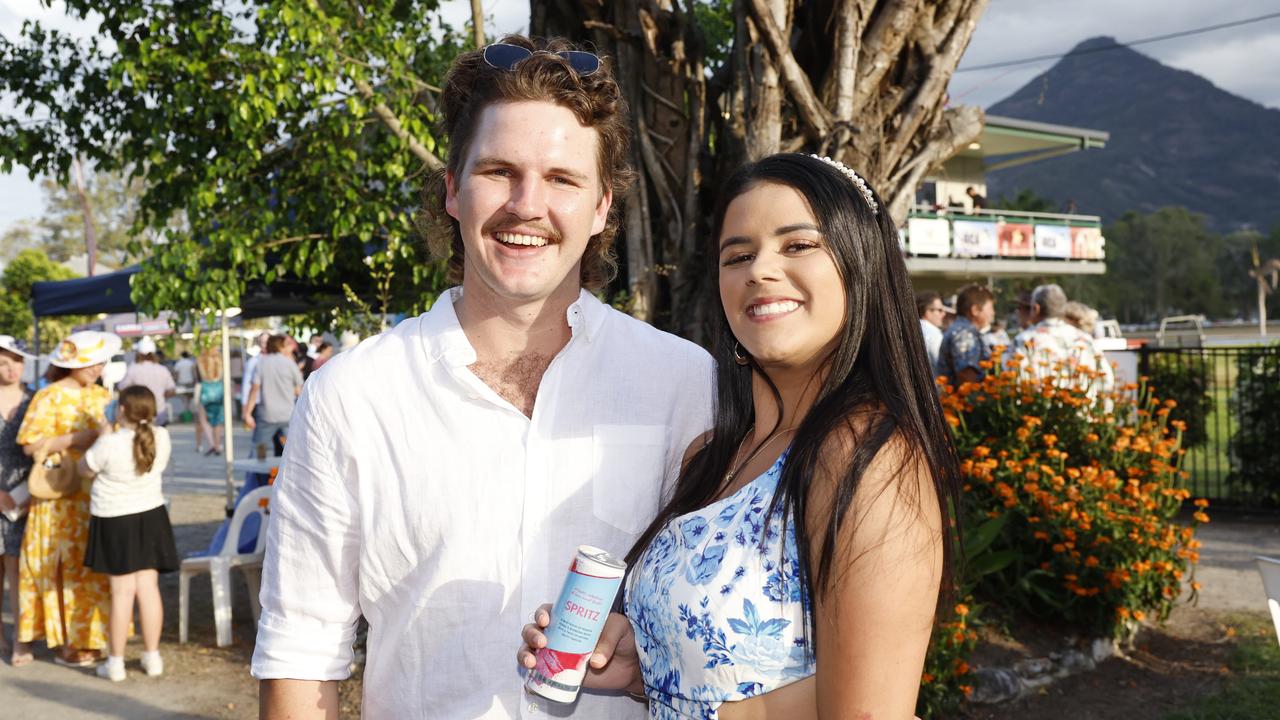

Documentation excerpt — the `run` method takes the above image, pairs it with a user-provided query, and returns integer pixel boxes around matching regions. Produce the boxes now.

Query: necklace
[724,424,797,484]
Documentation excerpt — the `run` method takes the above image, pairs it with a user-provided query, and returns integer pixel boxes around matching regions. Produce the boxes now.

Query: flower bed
[917,351,1208,716]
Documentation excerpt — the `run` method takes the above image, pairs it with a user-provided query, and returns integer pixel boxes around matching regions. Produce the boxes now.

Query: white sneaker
[140,652,163,677]
[96,658,126,682]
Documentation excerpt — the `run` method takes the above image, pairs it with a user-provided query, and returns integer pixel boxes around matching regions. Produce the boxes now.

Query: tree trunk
[470,0,486,47]
[533,0,988,340]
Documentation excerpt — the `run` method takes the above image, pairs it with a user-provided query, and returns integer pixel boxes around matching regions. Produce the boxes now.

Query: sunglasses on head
[482,43,600,76]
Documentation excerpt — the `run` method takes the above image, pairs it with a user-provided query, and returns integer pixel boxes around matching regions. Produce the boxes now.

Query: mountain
[984,36,1280,232]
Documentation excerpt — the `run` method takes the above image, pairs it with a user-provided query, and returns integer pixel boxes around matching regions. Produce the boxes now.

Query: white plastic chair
[180,485,272,647]
[1256,555,1280,647]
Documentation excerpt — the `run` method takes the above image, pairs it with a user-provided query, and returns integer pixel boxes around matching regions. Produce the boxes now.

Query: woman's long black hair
[626,153,962,647]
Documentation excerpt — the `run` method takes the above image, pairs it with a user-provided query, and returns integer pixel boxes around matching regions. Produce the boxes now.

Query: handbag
[27,449,80,500]
[2,481,28,522]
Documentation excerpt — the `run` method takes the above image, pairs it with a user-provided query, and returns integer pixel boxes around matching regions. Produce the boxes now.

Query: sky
[950,0,1280,110]
[2,0,1278,235]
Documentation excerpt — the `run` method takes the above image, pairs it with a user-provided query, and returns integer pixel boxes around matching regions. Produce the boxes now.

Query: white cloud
[953,0,1280,109]
[1160,29,1280,110]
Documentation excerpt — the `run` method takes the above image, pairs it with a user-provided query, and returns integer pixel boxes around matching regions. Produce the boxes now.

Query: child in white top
[79,385,177,682]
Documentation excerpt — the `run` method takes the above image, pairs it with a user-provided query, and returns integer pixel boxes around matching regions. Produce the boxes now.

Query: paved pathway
[165,423,257,496]
[1189,509,1280,612]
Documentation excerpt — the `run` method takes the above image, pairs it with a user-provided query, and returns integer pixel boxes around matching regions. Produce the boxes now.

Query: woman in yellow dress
[12,331,119,667]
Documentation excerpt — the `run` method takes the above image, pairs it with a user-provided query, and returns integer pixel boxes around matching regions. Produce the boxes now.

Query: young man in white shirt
[253,36,713,719]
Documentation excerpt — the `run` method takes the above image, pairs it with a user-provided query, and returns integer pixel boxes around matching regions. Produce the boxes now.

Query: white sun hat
[0,335,34,360]
[135,336,158,355]
[49,331,123,369]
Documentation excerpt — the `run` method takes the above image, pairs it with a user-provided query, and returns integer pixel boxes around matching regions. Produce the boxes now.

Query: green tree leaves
[1,1,468,325]
[0,249,81,351]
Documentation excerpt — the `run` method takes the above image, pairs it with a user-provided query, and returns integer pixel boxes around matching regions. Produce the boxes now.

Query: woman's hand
[518,606,644,694]
[0,490,14,513]
[69,427,99,450]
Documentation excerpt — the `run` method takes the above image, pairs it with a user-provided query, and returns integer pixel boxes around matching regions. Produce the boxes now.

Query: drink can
[525,545,627,703]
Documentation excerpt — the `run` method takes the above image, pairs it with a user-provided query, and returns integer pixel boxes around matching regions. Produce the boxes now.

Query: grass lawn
[1165,613,1280,719]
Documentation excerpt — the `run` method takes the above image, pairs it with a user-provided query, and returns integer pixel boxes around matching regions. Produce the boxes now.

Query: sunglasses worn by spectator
[482,43,600,76]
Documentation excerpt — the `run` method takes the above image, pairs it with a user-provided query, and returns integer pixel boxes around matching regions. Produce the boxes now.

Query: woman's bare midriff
[717,675,817,720]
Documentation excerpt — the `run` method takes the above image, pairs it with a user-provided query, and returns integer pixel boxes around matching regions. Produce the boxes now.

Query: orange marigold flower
[1116,607,1131,619]
[955,661,970,675]
[955,604,970,617]
[1193,498,1209,508]
[1193,511,1210,523]
[922,672,935,684]
[960,685,974,697]
[1133,610,1146,621]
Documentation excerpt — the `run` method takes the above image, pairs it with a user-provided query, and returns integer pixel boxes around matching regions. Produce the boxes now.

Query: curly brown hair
[417,35,635,291]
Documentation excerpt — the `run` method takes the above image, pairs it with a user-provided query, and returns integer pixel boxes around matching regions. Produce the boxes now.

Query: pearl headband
[808,154,878,215]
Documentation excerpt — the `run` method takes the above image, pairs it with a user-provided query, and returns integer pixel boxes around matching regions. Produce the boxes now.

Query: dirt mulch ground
[960,605,1261,720]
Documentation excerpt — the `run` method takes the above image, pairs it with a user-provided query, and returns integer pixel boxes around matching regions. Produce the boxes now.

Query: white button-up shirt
[251,289,714,719]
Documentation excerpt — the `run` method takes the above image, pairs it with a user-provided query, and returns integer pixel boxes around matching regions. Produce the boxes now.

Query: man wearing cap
[254,36,712,720]
[1014,290,1035,331]
[117,337,175,425]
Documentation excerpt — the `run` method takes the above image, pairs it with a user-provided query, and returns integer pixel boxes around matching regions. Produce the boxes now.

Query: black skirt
[85,505,180,576]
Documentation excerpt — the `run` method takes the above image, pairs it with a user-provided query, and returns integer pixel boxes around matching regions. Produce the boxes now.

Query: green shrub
[1143,352,1213,449]
[1228,348,1280,505]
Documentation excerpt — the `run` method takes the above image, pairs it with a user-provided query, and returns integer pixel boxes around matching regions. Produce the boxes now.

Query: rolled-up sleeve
[251,380,361,680]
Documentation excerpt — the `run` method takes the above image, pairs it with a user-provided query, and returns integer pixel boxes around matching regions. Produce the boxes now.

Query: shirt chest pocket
[592,424,667,535]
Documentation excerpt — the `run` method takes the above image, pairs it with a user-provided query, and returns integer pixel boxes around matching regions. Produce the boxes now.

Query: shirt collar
[419,287,607,368]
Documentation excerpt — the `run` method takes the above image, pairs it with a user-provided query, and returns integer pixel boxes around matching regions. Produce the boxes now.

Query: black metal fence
[1136,345,1280,507]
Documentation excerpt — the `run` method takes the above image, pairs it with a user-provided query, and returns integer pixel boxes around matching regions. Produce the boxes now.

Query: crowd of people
[0,331,175,681]
[915,282,1114,391]
[0,325,320,681]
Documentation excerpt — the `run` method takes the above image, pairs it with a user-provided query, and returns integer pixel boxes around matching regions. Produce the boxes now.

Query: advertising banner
[952,220,999,258]
[1070,226,1106,260]
[998,222,1034,257]
[1034,225,1072,259]
[907,217,951,256]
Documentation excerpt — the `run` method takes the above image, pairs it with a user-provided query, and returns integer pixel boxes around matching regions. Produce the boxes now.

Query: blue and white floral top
[624,452,814,719]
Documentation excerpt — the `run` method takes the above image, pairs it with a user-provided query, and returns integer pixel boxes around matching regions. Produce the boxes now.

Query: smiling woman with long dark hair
[520,153,961,719]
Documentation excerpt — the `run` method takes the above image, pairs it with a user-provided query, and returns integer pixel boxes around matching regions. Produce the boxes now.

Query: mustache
[481,215,562,243]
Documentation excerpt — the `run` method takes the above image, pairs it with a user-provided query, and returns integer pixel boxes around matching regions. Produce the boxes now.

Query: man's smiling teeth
[496,232,549,247]
[748,300,800,317]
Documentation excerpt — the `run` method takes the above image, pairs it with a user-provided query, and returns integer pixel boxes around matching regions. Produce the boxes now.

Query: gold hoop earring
[733,342,750,366]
